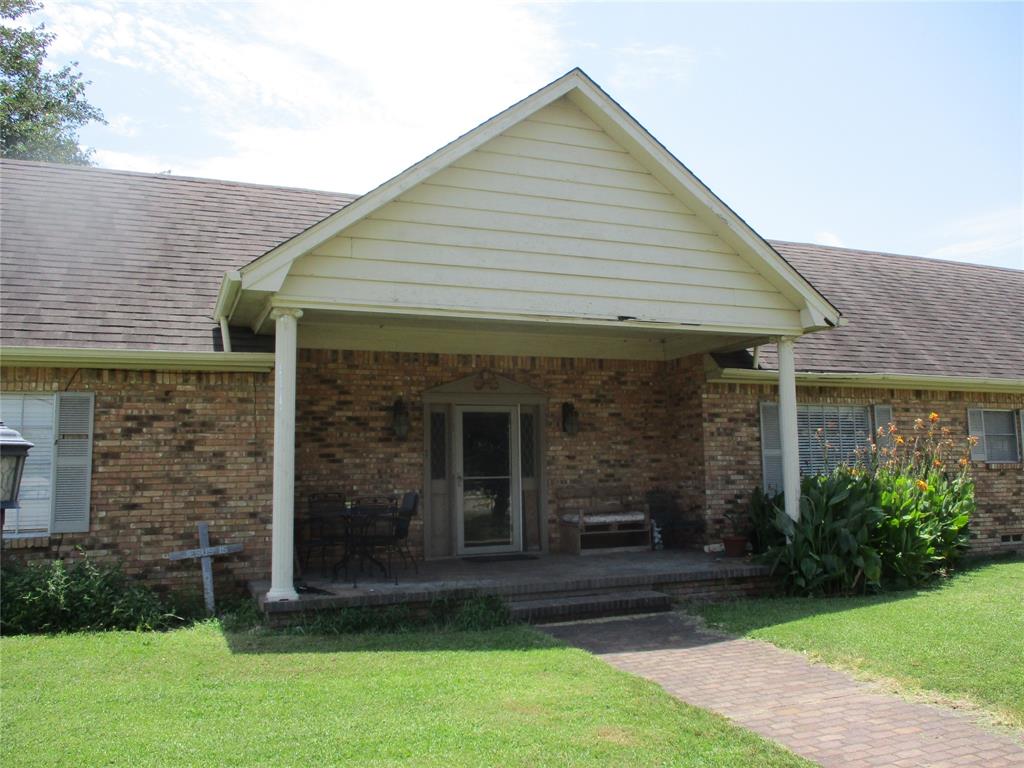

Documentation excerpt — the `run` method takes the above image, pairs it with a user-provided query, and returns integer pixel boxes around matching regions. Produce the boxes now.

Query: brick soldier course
[544,613,1024,768]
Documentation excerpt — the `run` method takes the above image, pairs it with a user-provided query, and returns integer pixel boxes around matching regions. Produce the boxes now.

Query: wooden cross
[166,522,243,616]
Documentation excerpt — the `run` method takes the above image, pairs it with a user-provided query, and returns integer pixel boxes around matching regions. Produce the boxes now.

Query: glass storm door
[455,406,522,555]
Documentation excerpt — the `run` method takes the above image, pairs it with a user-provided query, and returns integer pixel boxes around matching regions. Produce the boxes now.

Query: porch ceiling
[287,306,765,361]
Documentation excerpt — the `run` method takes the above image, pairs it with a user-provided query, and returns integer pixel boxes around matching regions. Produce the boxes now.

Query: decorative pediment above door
[423,370,547,402]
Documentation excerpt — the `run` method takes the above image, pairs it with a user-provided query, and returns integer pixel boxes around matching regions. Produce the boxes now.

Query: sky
[31,1,1024,269]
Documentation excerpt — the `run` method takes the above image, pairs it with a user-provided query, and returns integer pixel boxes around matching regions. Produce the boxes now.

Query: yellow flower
[895,435,905,445]
[916,479,929,492]
[929,411,940,423]
[968,435,979,447]
[959,457,969,467]
[914,418,925,430]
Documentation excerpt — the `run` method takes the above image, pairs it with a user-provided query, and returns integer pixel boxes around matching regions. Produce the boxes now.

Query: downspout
[219,316,233,353]
[751,345,760,369]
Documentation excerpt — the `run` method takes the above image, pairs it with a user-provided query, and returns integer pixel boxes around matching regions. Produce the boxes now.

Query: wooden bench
[555,484,652,555]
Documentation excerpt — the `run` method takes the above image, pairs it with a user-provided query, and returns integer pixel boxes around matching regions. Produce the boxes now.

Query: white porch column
[266,308,303,601]
[777,336,801,522]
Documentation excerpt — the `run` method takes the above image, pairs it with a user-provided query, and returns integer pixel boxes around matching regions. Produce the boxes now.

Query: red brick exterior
[3,358,1021,593]
[293,350,705,553]
[1,367,275,595]
[700,382,1024,553]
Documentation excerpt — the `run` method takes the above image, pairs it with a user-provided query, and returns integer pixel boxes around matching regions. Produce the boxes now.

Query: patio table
[332,498,397,587]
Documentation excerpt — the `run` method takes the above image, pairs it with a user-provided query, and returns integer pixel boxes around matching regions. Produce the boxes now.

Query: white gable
[229,69,839,345]
[278,97,800,333]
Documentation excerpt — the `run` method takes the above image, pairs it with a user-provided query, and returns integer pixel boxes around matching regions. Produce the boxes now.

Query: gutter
[212,271,242,326]
[0,346,275,372]
[710,366,1024,395]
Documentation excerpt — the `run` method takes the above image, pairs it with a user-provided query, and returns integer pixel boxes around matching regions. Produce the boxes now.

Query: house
[1,69,1021,602]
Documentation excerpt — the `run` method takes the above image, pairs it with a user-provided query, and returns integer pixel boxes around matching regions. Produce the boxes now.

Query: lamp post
[0,420,34,533]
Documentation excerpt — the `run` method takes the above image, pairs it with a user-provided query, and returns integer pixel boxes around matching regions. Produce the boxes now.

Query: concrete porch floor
[252,550,770,616]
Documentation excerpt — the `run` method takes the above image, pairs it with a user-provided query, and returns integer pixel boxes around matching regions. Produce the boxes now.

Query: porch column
[777,336,801,522]
[266,308,303,601]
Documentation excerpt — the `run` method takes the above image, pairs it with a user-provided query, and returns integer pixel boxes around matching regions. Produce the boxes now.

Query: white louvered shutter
[873,405,893,450]
[0,394,55,534]
[967,408,987,462]
[51,392,94,533]
[760,402,783,494]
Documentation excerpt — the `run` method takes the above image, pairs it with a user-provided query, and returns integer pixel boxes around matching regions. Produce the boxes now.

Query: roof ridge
[0,158,362,199]
[770,239,1024,275]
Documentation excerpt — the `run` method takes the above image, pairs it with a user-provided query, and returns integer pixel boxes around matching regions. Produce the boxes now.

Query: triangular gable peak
[226,69,839,339]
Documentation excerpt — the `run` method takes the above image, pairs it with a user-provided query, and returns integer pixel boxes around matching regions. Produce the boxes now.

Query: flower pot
[722,536,748,558]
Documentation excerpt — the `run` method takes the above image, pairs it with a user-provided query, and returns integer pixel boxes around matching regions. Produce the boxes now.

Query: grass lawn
[695,558,1024,728]
[1,622,811,768]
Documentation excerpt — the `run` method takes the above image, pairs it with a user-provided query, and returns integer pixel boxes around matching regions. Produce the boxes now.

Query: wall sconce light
[0,420,33,532]
[561,402,579,435]
[391,397,410,440]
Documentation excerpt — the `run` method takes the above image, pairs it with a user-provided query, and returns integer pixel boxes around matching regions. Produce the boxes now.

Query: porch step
[508,589,671,624]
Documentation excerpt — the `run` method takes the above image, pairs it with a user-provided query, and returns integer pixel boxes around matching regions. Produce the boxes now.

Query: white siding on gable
[282,97,803,332]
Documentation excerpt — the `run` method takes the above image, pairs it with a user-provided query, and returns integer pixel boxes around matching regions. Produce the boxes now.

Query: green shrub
[874,467,972,587]
[753,412,975,596]
[0,552,177,634]
[762,469,884,595]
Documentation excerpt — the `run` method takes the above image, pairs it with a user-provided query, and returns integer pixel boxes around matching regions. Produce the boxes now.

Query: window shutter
[967,408,987,462]
[1020,410,1024,460]
[50,392,94,534]
[873,405,893,450]
[760,402,783,494]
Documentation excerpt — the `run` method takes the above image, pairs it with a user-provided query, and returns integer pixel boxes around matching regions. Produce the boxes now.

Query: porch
[252,549,772,621]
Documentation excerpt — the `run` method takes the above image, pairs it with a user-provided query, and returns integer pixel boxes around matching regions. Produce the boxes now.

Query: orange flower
[929,411,940,423]
[888,423,898,434]
[933,458,943,468]
[959,457,969,467]
[915,479,929,492]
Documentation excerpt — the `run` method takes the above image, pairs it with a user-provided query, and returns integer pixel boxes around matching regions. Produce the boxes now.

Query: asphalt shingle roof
[1,160,1021,379]
[763,241,1023,380]
[0,159,355,351]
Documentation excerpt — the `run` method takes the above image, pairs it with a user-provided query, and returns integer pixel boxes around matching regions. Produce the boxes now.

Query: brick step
[508,589,671,624]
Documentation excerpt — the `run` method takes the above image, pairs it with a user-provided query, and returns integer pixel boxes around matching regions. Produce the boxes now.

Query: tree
[1,0,104,164]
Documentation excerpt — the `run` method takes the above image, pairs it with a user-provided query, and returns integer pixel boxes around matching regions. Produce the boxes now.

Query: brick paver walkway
[542,613,1024,768]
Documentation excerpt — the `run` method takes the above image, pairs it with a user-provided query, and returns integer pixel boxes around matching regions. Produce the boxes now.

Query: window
[430,411,447,480]
[0,392,94,536]
[760,402,875,493]
[520,410,535,479]
[968,409,1022,463]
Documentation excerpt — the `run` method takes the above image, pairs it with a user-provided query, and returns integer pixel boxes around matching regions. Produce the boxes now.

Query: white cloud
[926,208,1024,270]
[91,149,172,174]
[609,44,696,91]
[106,114,139,137]
[814,231,844,248]
[39,1,570,192]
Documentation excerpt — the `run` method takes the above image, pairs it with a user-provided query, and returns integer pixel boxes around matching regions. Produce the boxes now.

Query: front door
[454,405,522,555]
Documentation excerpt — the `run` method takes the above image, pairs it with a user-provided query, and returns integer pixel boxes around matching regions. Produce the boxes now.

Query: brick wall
[700,381,1024,553]
[294,350,707,554]
[4,358,1018,595]
[1,366,274,594]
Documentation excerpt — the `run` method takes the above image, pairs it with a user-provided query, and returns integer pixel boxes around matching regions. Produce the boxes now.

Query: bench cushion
[560,511,647,526]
